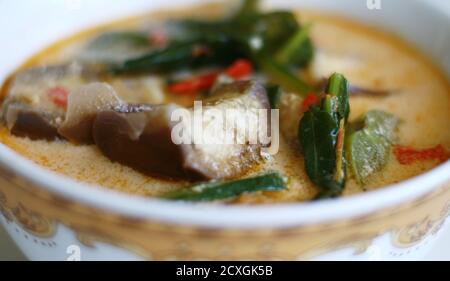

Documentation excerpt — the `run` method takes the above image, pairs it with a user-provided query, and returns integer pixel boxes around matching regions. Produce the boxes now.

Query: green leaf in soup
[113,35,243,74]
[254,11,300,53]
[363,110,398,143]
[346,110,399,184]
[299,106,344,197]
[257,54,312,95]
[174,0,261,46]
[161,172,287,202]
[275,23,314,67]
[347,131,389,185]
[326,73,350,120]
[298,73,350,198]
[87,32,149,48]
[179,8,300,54]
[112,41,195,73]
[79,31,151,64]
[322,95,347,189]
[321,94,338,121]
[233,0,261,21]
[287,37,314,67]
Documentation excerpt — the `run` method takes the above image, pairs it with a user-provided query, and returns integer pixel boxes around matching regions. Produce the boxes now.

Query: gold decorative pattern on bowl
[0,164,449,260]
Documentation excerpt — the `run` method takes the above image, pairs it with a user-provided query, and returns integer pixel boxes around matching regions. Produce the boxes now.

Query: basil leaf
[258,54,312,95]
[276,23,314,67]
[299,73,350,198]
[255,11,300,53]
[113,36,243,74]
[300,107,342,192]
[112,0,315,78]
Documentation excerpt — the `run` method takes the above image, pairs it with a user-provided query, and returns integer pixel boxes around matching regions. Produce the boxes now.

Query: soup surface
[1,2,449,203]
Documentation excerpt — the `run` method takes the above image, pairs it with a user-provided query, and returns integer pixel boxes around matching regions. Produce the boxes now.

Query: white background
[0,0,449,261]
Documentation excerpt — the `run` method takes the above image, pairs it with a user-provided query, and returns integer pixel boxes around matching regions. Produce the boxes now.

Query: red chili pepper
[168,72,219,95]
[394,144,449,165]
[149,31,168,47]
[47,86,69,108]
[301,93,319,112]
[225,59,253,79]
[168,59,254,95]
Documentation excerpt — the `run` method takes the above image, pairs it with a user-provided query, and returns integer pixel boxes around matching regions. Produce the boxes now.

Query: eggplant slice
[5,103,59,140]
[1,63,86,140]
[93,81,271,180]
[2,75,271,180]
[93,104,200,179]
[58,83,123,144]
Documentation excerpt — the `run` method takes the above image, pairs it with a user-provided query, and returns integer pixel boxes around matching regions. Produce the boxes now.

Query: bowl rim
[0,0,449,229]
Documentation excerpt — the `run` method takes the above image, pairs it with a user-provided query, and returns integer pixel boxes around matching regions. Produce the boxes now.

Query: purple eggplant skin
[5,103,59,141]
[58,82,122,144]
[92,81,271,181]
[92,109,206,180]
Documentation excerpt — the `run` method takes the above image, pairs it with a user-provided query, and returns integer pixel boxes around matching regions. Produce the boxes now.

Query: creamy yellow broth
[1,4,449,203]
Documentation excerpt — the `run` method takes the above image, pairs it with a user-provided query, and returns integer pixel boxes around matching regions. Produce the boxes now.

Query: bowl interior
[0,0,449,228]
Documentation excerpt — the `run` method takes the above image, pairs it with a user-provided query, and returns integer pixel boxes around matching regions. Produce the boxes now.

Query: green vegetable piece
[299,107,342,197]
[275,23,314,67]
[255,11,300,53]
[113,36,241,74]
[112,0,315,76]
[258,55,312,95]
[234,0,261,21]
[161,172,286,202]
[326,73,350,120]
[347,110,399,184]
[299,73,350,198]
[79,31,151,64]
[265,84,283,108]
[112,41,194,73]
[87,32,149,49]
[176,3,307,60]
[363,110,398,143]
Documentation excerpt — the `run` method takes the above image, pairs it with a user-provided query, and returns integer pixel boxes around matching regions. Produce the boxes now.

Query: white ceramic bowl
[0,0,449,261]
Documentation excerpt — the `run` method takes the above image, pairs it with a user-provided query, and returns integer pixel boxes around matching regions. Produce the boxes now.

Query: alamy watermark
[170,101,280,155]
[66,244,81,261]
[367,0,382,10]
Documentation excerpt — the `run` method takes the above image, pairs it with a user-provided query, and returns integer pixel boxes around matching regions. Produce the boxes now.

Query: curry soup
[0,1,449,203]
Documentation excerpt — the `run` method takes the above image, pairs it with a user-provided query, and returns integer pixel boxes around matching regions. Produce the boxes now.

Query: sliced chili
[301,93,319,112]
[225,59,253,79]
[47,86,69,108]
[394,144,449,165]
[168,72,219,94]
[168,59,253,94]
